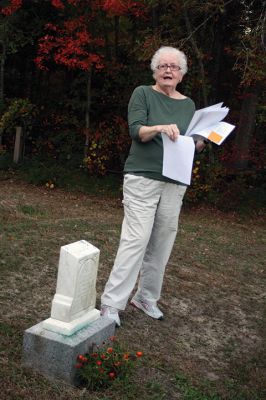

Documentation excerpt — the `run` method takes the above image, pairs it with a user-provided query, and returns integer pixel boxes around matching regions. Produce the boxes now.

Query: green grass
[18,204,48,216]
[175,372,221,400]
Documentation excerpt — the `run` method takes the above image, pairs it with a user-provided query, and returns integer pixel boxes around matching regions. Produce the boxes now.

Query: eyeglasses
[157,64,182,71]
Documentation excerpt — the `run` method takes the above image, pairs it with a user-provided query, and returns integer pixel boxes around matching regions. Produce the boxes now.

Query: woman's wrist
[139,126,160,142]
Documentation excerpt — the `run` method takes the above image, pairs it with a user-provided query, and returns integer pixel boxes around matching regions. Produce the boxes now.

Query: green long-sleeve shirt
[124,85,195,184]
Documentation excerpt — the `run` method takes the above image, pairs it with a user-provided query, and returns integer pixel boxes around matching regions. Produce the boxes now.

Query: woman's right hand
[159,124,180,142]
[139,124,179,142]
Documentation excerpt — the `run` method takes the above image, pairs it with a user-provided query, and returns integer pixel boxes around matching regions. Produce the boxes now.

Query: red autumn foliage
[35,0,147,72]
[51,0,65,9]
[1,0,22,16]
[102,0,147,17]
[35,8,104,72]
[52,0,84,7]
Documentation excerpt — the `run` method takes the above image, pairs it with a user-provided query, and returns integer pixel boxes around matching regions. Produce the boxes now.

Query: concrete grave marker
[43,240,100,336]
[22,240,115,385]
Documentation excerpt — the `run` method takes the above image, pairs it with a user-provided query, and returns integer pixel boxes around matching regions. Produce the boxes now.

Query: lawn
[0,174,265,400]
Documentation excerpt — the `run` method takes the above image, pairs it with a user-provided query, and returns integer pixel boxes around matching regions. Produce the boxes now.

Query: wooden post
[13,126,23,163]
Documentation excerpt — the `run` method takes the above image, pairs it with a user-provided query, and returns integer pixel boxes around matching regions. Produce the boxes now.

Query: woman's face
[154,52,183,90]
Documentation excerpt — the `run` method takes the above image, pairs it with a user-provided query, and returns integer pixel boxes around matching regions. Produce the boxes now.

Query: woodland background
[0,0,265,209]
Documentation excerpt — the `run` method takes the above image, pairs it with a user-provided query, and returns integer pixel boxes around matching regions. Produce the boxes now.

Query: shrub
[0,98,37,135]
[186,140,266,210]
[83,115,130,175]
[0,98,38,156]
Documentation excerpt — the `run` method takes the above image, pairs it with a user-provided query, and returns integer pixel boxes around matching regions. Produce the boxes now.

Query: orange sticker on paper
[208,131,223,144]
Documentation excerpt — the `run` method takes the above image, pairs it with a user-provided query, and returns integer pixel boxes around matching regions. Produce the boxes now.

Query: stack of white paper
[185,102,235,145]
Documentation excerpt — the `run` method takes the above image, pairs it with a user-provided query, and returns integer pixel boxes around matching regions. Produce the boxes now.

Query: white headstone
[43,240,100,336]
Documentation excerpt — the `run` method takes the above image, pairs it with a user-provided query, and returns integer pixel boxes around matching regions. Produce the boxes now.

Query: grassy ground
[0,172,265,399]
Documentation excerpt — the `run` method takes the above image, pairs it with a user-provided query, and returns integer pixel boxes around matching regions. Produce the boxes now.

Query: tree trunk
[210,17,225,103]
[151,5,159,30]
[233,84,260,169]
[114,16,119,61]
[0,39,6,113]
[84,70,92,156]
[0,38,6,146]
[183,7,208,107]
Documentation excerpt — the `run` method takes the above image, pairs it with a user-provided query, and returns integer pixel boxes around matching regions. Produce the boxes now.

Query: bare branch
[180,0,235,46]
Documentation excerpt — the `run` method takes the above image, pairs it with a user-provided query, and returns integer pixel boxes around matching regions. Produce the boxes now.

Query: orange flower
[114,361,121,367]
[109,335,116,341]
[77,354,87,362]
[123,353,129,360]
[107,347,113,354]
[136,351,143,358]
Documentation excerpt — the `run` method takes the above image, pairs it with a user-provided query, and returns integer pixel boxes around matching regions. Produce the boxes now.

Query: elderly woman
[101,46,205,326]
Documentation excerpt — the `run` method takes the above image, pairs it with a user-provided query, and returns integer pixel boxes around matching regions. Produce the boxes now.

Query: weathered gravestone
[44,240,101,335]
[22,240,115,385]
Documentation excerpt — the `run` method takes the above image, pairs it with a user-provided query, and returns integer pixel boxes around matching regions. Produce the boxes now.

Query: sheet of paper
[194,121,235,145]
[162,134,195,185]
[185,103,225,135]
[186,107,229,136]
[184,102,235,145]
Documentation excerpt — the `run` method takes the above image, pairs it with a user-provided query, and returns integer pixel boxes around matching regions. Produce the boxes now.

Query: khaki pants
[101,174,186,310]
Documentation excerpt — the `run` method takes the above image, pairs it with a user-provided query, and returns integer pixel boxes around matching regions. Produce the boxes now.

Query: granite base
[22,317,115,385]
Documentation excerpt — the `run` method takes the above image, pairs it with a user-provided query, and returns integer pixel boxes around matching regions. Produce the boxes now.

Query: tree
[0,0,23,113]
[0,0,24,145]
[35,0,105,153]
[228,0,266,169]
[35,0,148,154]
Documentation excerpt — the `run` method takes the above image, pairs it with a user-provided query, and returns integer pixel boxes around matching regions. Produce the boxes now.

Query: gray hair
[150,46,188,76]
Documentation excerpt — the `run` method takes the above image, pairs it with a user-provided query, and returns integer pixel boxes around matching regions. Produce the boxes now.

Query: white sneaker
[100,305,121,327]
[130,295,164,320]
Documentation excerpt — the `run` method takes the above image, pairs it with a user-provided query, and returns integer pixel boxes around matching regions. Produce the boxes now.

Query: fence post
[13,126,23,163]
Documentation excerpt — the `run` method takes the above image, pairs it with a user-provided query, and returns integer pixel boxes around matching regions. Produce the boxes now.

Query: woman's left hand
[195,139,208,152]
